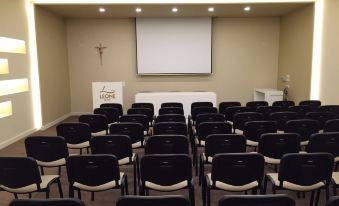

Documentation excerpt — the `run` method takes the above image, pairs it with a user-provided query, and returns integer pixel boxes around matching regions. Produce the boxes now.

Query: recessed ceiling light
[208,7,214,12]
[244,6,251,12]
[136,8,142,13]
[99,7,106,13]
[172,7,178,13]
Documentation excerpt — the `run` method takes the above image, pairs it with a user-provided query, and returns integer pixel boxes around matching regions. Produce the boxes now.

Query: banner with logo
[92,82,123,109]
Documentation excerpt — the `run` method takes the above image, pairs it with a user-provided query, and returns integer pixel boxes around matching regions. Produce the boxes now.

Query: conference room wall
[277,4,314,103]
[319,0,339,104]
[0,0,35,148]
[66,17,280,112]
[35,6,71,125]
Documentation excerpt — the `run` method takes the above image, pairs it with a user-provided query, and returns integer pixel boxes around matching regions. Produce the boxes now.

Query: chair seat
[67,141,90,149]
[118,153,136,165]
[246,139,259,147]
[206,173,258,192]
[267,173,325,191]
[132,140,145,149]
[92,130,107,136]
[335,156,339,162]
[264,156,280,165]
[332,172,339,185]
[0,175,59,193]
[277,130,284,134]
[194,138,205,146]
[202,153,213,163]
[73,172,124,192]
[36,158,66,167]
[234,129,243,135]
[145,180,188,191]
[300,140,309,146]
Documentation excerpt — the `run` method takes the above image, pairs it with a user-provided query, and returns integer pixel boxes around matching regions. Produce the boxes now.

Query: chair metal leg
[69,185,74,198]
[202,177,206,206]
[334,185,337,196]
[29,193,32,199]
[189,185,195,206]
[80,148,82,155]
[58,166,61,175]
[91,192,95,201]
[40,166,45,175]
[310,191,315,206]
[263,176,268,194]
[199,156,203,185]
[326,186,330,200]
[57,179,63,198]
[133,161,137,195]
[14,193,18,199]
[125,175,129,195]
[206,186,211,206]
[315,189,321,206]
[78,189,82,199]
[46,189,50,199]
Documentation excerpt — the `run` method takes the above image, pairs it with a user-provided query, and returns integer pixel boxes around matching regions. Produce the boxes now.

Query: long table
[135,92,217,117]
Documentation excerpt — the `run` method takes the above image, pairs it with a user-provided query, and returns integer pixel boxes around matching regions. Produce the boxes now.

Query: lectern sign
[92,82,123,109]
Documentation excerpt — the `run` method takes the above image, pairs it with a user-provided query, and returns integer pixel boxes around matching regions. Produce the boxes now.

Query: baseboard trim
[40,113,74,131]
[0,128,37,150]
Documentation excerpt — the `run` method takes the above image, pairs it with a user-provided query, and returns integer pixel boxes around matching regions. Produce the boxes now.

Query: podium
[254,89,283,105]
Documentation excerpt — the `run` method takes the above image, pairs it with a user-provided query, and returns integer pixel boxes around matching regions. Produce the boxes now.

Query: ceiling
[38,3,312,18]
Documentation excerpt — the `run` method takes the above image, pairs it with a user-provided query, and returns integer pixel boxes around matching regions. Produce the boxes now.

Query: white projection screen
[136,17,212,75]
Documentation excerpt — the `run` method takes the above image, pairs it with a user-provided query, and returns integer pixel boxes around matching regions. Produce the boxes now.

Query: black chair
[159,107,184,115]
[202,153,265,206]
[218,101,241,117]
[195,113,225,128]
[224,106,248,122]
[79,114,108,136]
[161,102,184,108]
[299,100,321,111]
[0,157,63,199]
[264,153,333,206]
[191,102,213,115]
[56,123,91,154]
[100,103,123,117]
[233,112,262,134]
[139,154,194,206]
[109,123,144,148]
[132,102,154,117]
[269,112,298,131]
[120,114,151,135]
[191,107,218,124]
[155,114,186,123]
[319,105,339,118]
[145,135,189,155]
[117,195,190,206]
[218,194,295,206]
[243,121,277,149]
[273,100,295,111]
[90,135,139,195]
[246,101,268,112]
[94,107,119,125]
[25,136,69,175]
[194,122,233,147]
[153,122,187,136]
[256,106,281,120]
[288,105,313,118]
[9,198,84,206]
[127,108,153,125]
[199,134,246,185]
[324,119,339,132]
[326,196,339,206]
[66,154,128,201]
[305,112,336,129]
[284,119,320,146]
[258,133,301,171]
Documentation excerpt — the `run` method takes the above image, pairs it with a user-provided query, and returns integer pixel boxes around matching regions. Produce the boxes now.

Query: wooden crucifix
[95,43,107,66]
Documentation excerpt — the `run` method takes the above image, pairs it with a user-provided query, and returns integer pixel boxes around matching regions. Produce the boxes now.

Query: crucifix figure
[95,43,107,66]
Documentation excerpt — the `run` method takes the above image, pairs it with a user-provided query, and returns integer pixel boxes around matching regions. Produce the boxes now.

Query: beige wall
[319,0,339,104]
[35,6,71,125]
[277,5,314,103]
[66,17,280,112]
[0,0,35,147]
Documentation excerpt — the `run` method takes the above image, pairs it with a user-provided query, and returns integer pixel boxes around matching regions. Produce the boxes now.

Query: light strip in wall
[310,0,324,100]
[0,37,26,54]
[0,79,29,96]
[0,101,13,119]
[26,0,42,129]
[0,58,9,74]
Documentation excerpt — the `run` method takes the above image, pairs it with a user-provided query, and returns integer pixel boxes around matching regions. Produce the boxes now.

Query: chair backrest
[246,101,269,111]
[161,102,184,108]
[127,108,153,122]
[191,101,213,114]
[284,119,320,142]
[305,112,336,129]
[195,113,225,128]
[196,122,232,142]
[140,154,192,186]
[66,154,120,186]
[10,199,85,206]
[219,101,241,116]
[117,195,190,206]
[243,121,277,143]
[326,196,339,206]
[109,123,144,144]
[211,153,264,186]
[90,135,133,160]
[132,103,154,115]
[79,114,108,133]
[0,157,41,189]
[224,106,248,122]
[233,112,262,131]
[319,105,339,118]
[218,194,295,206]
[159,107,184,115]
[191,106,218,121]
[324,119,339,132]
[279,153,333,186]
[94,107,119,124]
[153,122,188,136]
[205,134,246,158]
[256,106,281,120]
[258,133,300,160]
[269,112,298,131]
[56,123,91,144]
[25,136,69,163]
[119,114,149,131]
[145,135,189,155]
[272,100,295,111]
[288,105,313,118]
[100,103,123,117]
[307,132,339,158]
[299,100,321,111]
[155,114,186,123]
